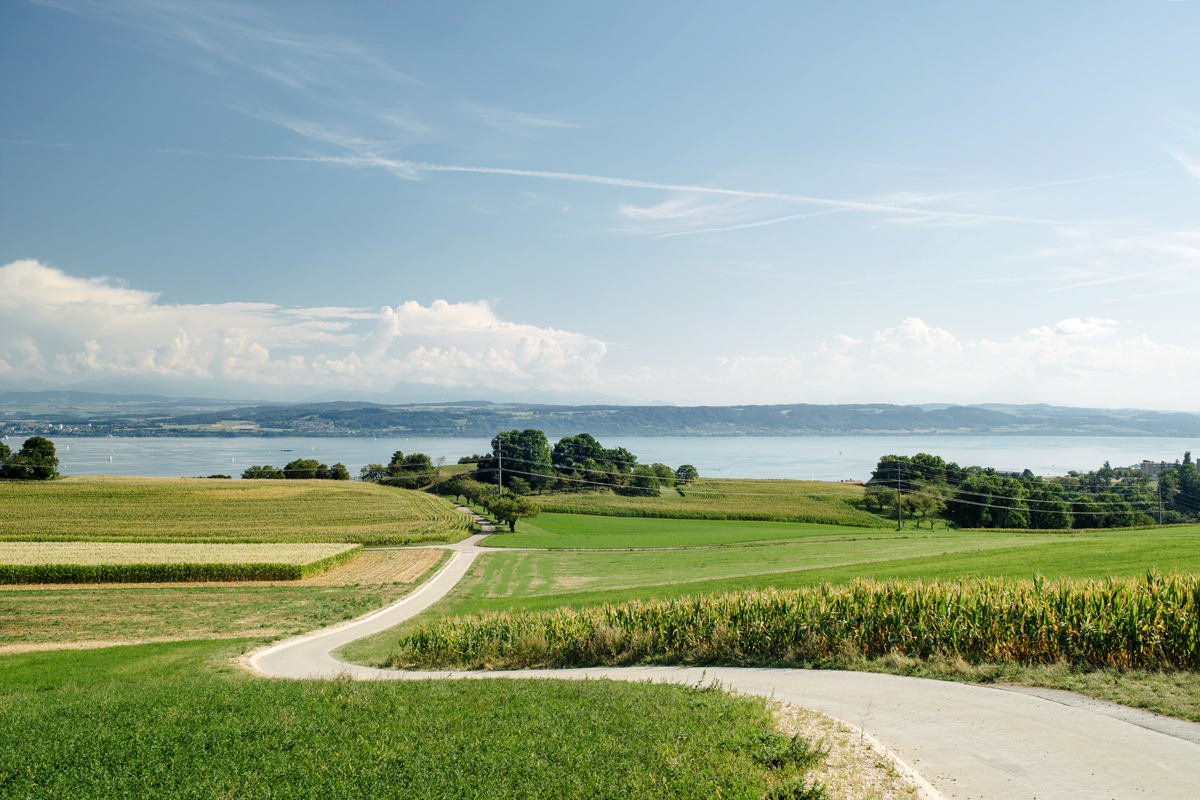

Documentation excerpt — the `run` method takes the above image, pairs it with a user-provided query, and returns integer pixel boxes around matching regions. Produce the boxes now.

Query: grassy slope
[341,528,1200,659]
[0,476,475,545]
[0,641,827,800]
[485,512,890,548]
[532,478,885,527]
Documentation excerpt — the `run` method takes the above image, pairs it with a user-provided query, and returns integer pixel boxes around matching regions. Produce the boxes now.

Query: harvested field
[304,549,444,586]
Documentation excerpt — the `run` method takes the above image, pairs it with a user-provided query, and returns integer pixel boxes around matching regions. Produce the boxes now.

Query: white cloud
[0,260,606,392]
[618,316,1200,410]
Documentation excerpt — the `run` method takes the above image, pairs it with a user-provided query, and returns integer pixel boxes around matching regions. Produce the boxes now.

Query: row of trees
[865,452,1200,529]
[241,459,350,481]
[0,436,59,481]
[436,477,540,531]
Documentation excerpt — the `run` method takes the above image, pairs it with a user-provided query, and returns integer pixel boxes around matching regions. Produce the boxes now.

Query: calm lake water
[25,435,1197,481]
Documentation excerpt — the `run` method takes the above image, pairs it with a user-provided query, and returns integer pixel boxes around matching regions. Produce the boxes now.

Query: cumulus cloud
[622,316,1200,410]
[0,260,606,392]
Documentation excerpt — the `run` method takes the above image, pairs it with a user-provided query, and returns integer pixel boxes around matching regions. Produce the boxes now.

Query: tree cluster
[866,451,1199,530]
[358,450,443,489]
[472,430,698,497]
[241,458,350,481]
[0,436,59,481]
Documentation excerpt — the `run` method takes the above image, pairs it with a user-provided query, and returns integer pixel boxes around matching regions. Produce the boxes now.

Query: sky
[1,0,1198,409]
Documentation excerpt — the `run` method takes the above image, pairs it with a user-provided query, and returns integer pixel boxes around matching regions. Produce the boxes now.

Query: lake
[24,434,1196,481]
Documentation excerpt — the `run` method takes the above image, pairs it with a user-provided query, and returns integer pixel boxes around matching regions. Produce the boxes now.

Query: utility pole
[497,443,503,497]
[897,463,903,531]
[1158,484,1163,525]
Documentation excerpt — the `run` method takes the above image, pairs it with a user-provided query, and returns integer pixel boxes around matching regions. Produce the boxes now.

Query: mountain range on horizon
[3,389,1198,439]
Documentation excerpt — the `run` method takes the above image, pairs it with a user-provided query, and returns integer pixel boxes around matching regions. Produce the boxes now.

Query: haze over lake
[36,435,1196,482]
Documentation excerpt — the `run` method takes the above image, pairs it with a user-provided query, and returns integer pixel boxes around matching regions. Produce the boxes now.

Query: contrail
[157,148,1060,225]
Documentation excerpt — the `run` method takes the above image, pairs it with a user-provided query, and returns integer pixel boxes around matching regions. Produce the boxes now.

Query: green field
[0,476,476,545]
[534,478,885,527]
[0,641,830,800]
[490,511,915,548]
[340,527,1200,661]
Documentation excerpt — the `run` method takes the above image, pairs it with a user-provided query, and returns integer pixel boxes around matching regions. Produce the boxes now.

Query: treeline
[355,430,698,497]
[865,452,1200,529]
[470,430,697,497]
[241,458,350,480]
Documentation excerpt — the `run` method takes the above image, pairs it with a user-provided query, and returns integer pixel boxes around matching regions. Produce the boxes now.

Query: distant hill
[3,392,1198,438]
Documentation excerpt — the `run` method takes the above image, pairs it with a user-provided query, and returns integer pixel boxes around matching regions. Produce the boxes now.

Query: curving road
[250,513,1200,800]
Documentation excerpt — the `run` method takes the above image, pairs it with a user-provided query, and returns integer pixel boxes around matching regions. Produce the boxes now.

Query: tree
[2,436,60,480]
[906,486,947,527]
[1023,481,1071,529]
[484,495,540,532]
[617,465,660,497]
[675,464,699,484]
[359,463,389,482]
[552,434,605,470]
[242,465,284,479]
[481,429,554,492]
[328,462,350,481]
[284,458,322,479]
[649,463,676,486]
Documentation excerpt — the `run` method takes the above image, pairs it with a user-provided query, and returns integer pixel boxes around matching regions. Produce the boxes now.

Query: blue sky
[1,1,1197,408]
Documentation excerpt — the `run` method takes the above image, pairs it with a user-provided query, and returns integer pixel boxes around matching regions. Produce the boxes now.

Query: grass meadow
[533,478,885,527]
[0,476,477,545]
[1,640,831,800]
[485,512,891,549]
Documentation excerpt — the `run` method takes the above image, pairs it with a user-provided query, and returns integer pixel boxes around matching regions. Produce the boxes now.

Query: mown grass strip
[389,572,1200,671]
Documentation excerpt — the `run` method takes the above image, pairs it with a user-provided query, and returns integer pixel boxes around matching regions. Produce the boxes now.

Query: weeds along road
[249,512,1200,800]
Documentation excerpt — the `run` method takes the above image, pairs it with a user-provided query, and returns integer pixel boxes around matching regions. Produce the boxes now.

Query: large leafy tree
[551,434,605,470]
[1,436,59,480]
[481,429,554,492]
[483,495,540,531]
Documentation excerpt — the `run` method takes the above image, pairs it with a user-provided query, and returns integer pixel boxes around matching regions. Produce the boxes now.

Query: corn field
[392,571,1200,670]
[0,542,361,584]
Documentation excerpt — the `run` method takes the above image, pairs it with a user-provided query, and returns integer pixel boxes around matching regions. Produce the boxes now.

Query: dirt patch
[304,549,444,585]
[773,702,924,799]
[0,631,282,656]
[554,575,599,589]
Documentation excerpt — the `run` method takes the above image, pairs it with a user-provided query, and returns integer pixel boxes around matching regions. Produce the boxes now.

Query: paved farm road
[250,522,1200,800]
